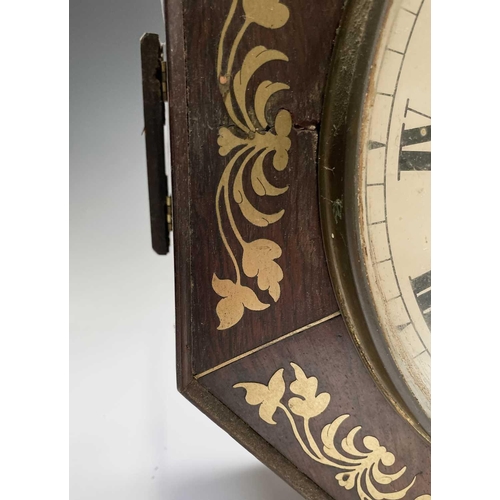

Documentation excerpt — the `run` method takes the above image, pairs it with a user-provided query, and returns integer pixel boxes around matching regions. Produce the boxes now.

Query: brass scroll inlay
[234,363,430,500]
[213,0,292,330]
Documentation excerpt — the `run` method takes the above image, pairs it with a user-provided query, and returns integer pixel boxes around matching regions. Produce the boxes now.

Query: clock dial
[359,0,431,417]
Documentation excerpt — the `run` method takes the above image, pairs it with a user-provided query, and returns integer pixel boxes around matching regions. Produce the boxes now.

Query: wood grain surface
[182,0,344,375]
[199,317,430,500]
[141,33,169,255]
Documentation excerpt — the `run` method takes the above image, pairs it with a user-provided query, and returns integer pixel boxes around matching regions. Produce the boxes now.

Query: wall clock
[141,0,431,498]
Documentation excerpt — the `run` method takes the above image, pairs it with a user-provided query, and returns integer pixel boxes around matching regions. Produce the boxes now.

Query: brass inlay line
[194,312,340,379]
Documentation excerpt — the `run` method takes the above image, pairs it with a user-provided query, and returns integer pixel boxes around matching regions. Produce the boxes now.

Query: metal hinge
[166,195,173,232]
[161,58,168,102]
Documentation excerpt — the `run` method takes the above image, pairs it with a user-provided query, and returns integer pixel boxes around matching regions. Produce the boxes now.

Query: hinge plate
[161,60,168,102]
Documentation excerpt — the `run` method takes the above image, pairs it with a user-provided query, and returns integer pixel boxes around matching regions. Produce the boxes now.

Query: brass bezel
[318,0,431,440]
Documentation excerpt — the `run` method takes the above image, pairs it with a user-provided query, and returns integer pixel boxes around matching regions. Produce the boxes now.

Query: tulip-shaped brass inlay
[234,363,430,500]
[213,0,292,330]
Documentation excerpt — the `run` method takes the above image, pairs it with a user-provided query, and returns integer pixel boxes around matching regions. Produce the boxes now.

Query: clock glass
[359,0,431,417]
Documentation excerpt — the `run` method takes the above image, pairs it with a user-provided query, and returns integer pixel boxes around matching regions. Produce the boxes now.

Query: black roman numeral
[410,270,431,329]
[399,124,431,177]
[398,99,431,179]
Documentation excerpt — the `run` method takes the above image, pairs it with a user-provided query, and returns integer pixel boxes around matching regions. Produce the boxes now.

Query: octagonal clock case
[140,0,431,498]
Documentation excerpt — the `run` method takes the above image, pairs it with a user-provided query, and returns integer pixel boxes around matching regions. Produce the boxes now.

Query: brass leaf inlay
[234,363,430,500]
[213,0,292,330]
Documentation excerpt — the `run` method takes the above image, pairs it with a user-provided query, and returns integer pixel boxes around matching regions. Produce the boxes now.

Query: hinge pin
[166,195,173,232]
[161,60,168,102]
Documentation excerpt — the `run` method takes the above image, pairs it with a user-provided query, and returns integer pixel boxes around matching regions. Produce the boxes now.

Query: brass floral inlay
[234,363,430,500]
[213,0,292,330]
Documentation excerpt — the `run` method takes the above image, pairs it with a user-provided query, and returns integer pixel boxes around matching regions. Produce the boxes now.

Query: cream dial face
[359,0,431,417]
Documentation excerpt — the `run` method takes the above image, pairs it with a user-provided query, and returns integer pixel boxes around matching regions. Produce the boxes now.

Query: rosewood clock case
[141,0,431,498]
